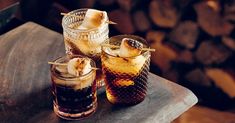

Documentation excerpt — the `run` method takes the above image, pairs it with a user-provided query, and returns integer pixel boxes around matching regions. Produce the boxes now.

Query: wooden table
[0,22,198,123]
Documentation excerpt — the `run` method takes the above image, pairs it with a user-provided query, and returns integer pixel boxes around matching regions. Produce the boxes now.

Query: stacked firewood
[49,0,235,109]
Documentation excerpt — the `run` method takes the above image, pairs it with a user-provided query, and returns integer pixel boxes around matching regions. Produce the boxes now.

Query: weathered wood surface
[0,22,198,123]
[173,106,235,123]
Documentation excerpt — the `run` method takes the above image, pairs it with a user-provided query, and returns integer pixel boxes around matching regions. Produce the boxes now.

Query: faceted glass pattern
[101,35,151,105]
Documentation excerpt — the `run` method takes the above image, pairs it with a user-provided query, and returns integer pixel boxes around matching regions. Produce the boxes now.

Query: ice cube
[104,47,120,56]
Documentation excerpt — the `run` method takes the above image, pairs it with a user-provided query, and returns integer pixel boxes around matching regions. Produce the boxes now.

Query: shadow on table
[0,86,53,123]
[0,79,172,123]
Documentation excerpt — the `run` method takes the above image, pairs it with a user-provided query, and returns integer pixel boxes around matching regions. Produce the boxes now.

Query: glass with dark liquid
[62,9,109,87]
[101,35,151,105]
[50,56,97,120]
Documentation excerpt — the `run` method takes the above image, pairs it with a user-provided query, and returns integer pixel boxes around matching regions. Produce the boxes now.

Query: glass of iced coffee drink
[101,35,151,105]
[62,9,109,87]
[50,55,97,120]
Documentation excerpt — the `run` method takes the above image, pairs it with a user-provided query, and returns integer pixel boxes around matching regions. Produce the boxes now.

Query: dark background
[1,0,235,113]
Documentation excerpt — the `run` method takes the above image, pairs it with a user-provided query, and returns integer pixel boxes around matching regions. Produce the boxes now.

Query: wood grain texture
[0,22,197,123]
[173,106,235,123]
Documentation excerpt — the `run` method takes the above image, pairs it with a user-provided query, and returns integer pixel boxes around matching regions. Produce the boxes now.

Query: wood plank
[206,68,235,98]
[0,22,197,123]
[149,0,179,28]
[195,41,231,65]
[108,10,135,34]
[169,21,199,49]
[0,22,65,122]
[173,106,235,123]
[194,1,234,36]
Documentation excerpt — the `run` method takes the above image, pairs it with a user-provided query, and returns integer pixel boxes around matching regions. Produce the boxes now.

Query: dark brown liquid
[102,57,150,105]
[51,79,97,119]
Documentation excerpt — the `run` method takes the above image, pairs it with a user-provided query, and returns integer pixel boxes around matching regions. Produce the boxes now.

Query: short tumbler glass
[101,35,151,105]
[62,8,109,59]
[50,55,97,120]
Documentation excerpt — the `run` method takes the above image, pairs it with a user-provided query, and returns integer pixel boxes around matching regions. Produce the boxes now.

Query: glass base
[53,102,97,120]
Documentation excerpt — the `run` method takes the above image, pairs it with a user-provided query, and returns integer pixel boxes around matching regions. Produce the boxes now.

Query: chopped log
[78,0,95,8]
[195,41,231,65]
[170,21,199,49]
[222,37,235,51]
[176,50,194,64]
[173,106,235,123]
[207,0,220,11]
[117,0,132,11]
[206,68,235,98]
[108,10,135,34]
[173,0,193,9]
[185,69,212,87]
[133,11,151,32]
[150,42,178,72]
[146,31,176,72]
[146,30,165,44]
[162,69,179,82]
[98,0,115,6]
[224,2,235,22]
[149,0,179,28]
[194,1,234,36]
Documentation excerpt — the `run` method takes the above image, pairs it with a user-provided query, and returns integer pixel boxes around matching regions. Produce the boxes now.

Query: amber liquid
[102,57,150,105]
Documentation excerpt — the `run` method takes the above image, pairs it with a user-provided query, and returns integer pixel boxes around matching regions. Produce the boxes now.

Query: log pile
[50,0,235,109]
[107,0,235,110]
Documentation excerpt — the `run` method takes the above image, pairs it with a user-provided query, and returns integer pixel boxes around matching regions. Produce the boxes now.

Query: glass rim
[101,34,150,58]
[50,55,96,80]
[62,8,109,32]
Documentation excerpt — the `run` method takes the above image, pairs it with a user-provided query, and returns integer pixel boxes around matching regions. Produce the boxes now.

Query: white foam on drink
[53,62,95,90]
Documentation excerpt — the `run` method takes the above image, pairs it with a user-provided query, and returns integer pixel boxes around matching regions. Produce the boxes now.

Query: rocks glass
[101,35,151,105]
[62,9,109,87]
[50,55,97,120]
